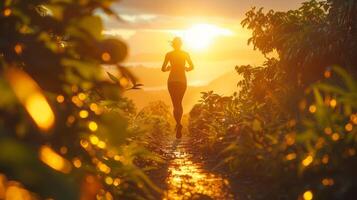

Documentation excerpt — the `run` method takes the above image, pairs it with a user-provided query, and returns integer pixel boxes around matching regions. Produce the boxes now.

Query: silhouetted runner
[162,37,194,139]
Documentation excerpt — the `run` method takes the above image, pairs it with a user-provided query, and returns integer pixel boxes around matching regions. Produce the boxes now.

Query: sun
[174,24,233,51]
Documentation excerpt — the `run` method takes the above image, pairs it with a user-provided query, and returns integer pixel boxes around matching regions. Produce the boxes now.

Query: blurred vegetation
[132,101,174,139]
[189,0,357,199]
[0,0,162,199]
[129,101,174,167]
[2,0,357,199]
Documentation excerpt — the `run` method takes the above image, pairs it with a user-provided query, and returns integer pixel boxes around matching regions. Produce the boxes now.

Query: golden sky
[101,0,304,86]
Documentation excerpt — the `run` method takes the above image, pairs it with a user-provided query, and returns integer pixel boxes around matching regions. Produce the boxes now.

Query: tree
[189,1,357,199]
[0,0,157,199]
[242,0,357,90]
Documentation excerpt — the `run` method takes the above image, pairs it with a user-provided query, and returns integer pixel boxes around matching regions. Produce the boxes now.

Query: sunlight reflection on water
[163,139,234,200]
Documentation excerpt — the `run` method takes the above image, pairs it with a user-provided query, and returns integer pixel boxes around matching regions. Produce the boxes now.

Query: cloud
[101,0,304,61]
[104,0,305,30]
[114,0,304,18]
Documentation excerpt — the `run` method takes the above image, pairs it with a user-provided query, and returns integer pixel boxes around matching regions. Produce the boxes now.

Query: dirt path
[152,135,234,200]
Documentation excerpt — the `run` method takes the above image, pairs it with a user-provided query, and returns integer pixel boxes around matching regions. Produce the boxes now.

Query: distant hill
[124,67,240,112]
[127,66,168,87]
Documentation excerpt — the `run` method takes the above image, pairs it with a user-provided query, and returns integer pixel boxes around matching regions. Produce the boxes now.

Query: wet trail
[151,135,234,200]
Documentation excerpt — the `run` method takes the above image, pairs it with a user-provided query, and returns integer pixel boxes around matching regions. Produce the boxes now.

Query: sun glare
[175,24,233,51]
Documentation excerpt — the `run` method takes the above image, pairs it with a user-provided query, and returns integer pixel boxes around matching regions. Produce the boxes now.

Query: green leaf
[315,83,345,94]
[44,4,64,20]
[0,78,16,108]
[62,58,101,80]
[78,16,103,39]
[67,16,103,40]
[333,66,356,92]
[313,87,324,106]
[107,72,119,84]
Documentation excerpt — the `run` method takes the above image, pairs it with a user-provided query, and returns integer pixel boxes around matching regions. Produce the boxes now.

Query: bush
[0,1,158,199]
[189,1,357,199]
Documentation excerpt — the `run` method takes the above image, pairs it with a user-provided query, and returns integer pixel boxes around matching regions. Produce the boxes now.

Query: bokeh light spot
[25,94,55,131]
[78,93,86,101]
[73,158,82,168]
[351,114,357,125]
[324,127,332,135]
[101,52,111,62]
[324,70,331,78]
[3,8,12,17]
[119,77,129,87]
[330,99,337,108]
[5,68,55,132]
[113,178,121,186]
[302,155,313,167]
[79,110,89,118]
[56,95,65,103]
[39,145,72,173]
[97,141,106,149]
[60,146,68,155]
[345,123,353,132]
[309,105,316,113]
[331,133,340,141]
[105,177,113,185]
[286,153,297,161]
[303,190,313,200]
[322,154,329,164]
[88,121,98,132]
[89,135,99,145]
[322,178,334,186]
[14,44,23,54]
[80,139,89,149]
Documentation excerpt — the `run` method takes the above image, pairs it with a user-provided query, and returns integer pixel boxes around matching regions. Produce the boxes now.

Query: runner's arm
[161,53,171,72]
[185,53,194,72]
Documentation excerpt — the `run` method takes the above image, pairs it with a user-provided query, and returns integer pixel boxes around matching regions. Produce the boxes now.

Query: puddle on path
[163,138,234,200]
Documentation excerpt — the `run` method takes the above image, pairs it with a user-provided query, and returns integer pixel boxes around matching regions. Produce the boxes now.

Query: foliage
[189,1,357,199]
[0,0,158,199]
[189,92,236,152]
[133,101,174,138]
[296,66,357,200]
[131,101,174,163]
[242,0,357,88]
